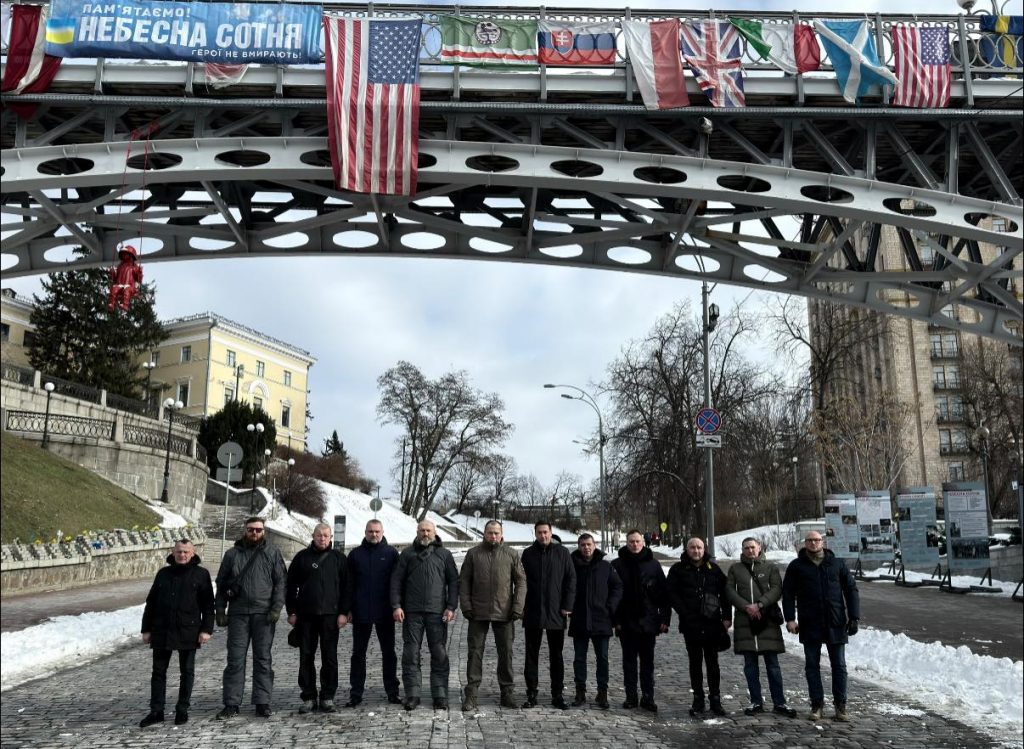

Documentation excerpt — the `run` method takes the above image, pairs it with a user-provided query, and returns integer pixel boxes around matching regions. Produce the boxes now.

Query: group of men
[137,519,858,727]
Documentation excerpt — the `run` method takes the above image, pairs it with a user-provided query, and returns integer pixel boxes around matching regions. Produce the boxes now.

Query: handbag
[717,626,731,652]
[701,591,722,620]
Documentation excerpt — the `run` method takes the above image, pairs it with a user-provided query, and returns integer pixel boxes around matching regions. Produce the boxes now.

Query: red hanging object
[108,243,143,312]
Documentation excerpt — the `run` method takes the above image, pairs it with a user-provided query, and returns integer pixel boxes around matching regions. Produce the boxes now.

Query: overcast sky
[2,0,963,497]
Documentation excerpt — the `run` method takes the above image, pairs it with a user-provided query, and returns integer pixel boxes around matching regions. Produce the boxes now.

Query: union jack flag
[680,21,745,108]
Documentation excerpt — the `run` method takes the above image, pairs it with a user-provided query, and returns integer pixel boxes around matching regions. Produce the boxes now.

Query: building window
[0,323,9,342]
[253,396,263,410]
[949,395,964,421]
[181,345,192,363]
[948,462,965,481]
[23,330,37,348]
[151,350,160,365]
[281,405,291,428]
[226,350,236,367]
[932,365,946,388]
[178,382,190,406]
[946,365,960,389]
[256,360,265,377]
[939,429,951,453]
[952,429,969,450]
[941,334,958,358]
[936,396,949,421]
[992,218,1006,232]
[929,333,942,357]
[224,387,234,406]
[283,370,292,387]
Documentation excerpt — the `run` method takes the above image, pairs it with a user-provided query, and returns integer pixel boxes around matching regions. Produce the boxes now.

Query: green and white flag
[439,15,538,66]
[728,17,821,75]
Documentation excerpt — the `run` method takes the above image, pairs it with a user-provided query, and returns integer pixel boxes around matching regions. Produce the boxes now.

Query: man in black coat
[568,533,622,709]
[286,523,351,714]
[520,521,576,709]
[782,531,861,722]
[139,539,215,728]
[345,519,401,707]
[611,529,671,712]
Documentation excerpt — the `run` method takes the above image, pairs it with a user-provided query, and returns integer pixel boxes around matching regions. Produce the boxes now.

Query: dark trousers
[743,652,786,707]
[223,613,276,707]
[465,619,515,694]
[572,635,610,691]
[803,641,848,706]
[683,632,721,698]
[150,648,196,712]
[618,631,656,700]
[350,621,400,699]
[524,627,565,696]
[402,612,450,699]
[297,614,340,701]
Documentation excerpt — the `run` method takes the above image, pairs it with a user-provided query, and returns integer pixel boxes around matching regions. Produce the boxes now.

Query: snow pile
[444,512,581,545]
[861,566,1020,597]
[144,501,189,529]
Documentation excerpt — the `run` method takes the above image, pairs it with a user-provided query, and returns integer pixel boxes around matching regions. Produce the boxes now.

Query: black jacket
[347,537,399,624]
[141,553,215,651]
[610,546,671,635]
[667,553,732,640]
[568,549,623,638]
[286,543,351,617]
[521,540,576,630]
[390,537,459,614]
[782,548,861,645]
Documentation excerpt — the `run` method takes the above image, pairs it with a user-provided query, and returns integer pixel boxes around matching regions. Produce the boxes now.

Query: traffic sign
[369,498,383,512]
[695,408,722,434]
[216,467,243,482]
[696,433,723,448]
[217,441,244,468]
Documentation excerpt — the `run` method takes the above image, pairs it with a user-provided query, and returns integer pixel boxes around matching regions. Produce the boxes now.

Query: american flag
[680,21,745,108]
[323,16,421,196]
[892,25,951,109]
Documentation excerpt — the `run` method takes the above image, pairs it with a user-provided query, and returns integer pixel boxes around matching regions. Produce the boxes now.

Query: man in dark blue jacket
[569,533,622,710]
[345,519,401,707]
[286,523,351,714]
[139,539,215,728]
[782,531,860,722]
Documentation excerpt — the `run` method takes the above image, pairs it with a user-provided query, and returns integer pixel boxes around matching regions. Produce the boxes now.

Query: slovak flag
[622,19,689,110]
[538,21,616,65]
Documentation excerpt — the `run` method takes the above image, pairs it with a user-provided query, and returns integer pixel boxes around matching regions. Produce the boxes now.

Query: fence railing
[123,417,192,456]
[106,391,157,418]
[1,361,34,386]
[165,409,202,433]
[39,373,103,404]
[5,409,116,440]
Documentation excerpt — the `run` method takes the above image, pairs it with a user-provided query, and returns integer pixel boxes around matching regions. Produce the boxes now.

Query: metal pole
[979,430,992,536]
[160,402,173,502]
[221,469,231,563]
[598,420,607,553]
[41,383,54,449]
[235,364,243,400]
[702,281,716,558]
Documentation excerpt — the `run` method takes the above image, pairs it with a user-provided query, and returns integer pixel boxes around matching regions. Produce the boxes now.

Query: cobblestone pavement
[0,612,1001,749]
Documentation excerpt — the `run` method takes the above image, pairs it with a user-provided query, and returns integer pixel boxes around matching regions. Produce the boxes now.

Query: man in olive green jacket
[459,520,527,711]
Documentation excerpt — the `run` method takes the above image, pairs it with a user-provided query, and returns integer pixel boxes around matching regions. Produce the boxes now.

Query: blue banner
[45,0,323,64]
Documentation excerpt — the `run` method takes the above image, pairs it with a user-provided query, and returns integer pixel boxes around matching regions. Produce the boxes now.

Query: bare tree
[444,457,490,514]
[483,453,523,516]
[377,361,513,520]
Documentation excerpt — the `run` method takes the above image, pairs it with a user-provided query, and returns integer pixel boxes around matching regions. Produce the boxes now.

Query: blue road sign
[695,408,722,434]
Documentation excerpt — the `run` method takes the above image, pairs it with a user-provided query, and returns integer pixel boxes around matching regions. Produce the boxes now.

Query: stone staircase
[199,503,251,565]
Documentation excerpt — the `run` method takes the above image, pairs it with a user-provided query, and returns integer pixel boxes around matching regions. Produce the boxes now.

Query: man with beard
[390,520,459,711]
[611,529,670,712]
[215,517,287,719]
[568,533,622,710]
[286,523,351,714]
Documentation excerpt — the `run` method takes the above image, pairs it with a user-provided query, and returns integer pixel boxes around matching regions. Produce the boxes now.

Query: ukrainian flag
[46,18,76,46]
[979,15,1023,68]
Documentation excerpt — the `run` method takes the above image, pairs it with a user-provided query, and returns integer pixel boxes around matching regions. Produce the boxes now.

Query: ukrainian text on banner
[44,0,323,63]
[895,488,939,569]
[824,494,859,559]
[942,481,991,573]
[855,489,895,563]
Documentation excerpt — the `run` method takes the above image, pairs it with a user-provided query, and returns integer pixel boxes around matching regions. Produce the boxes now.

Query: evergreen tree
[321,429,347,459]
[28,265,166,399]
[197,400,278,480]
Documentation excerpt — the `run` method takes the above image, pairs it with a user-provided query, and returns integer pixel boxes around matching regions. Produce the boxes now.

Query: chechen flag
[323,16,421,196]
[538,21,616,66]
[621,19,689,110]
[892,25,951,108]
[1,3,62,98]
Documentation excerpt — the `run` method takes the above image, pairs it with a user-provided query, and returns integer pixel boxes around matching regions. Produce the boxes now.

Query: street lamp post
[247,422,265,512]
[791,455,799,517]
[701,281,720,557]
[41,381,55,449]
[160,398,184,502]
[977,425,993,535]
[545,383,607,551]
[234,364,245,401]
[142,361,156,409]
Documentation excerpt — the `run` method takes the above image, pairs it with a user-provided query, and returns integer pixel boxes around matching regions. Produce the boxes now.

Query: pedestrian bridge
[1,6,1021,343]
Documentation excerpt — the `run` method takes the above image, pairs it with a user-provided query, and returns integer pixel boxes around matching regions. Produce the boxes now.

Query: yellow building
[0,288,36,368]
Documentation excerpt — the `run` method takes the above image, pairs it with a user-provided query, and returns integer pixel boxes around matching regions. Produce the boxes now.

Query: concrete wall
[990,545,1023,583]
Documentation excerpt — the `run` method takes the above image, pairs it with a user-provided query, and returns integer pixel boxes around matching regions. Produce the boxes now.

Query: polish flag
[622,19,690,110]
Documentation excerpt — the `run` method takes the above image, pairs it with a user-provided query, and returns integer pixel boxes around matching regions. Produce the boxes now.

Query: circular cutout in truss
[466,154,519,173]
[299,150,332,167]
[607,246,651,265]
[43,243,84,263]
[418,153,438,169]
[551,160,603,179]
[190,237,236,251]
[634,166,686,184]
[675,254,720,273]
[264,232,308,249]
[882,197,937,217]
[1,253,18,271]
[215,150,271,168]
[964,212,1019,232]
[800,185,853,204]
[540,243,583,259]
[334,230,378,249]
[717,175,771,193]
[743,263,787,284]
[126,152,182,171]
[401,231,446,251]
[469,237,514,254]
[875,287,921,308]
[37,157,94,176]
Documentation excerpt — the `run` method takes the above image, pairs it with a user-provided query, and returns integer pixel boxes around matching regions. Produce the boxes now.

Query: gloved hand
[216,611,228,628]
[267,606,282,624]
[846,619,859,636]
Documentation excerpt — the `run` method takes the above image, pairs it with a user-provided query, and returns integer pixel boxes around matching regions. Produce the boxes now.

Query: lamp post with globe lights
[160,398,184,502]
[247,422,265,512]
[41,381,56,449]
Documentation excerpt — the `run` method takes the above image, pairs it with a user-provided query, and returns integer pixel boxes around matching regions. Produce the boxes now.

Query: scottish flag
[814,20,898,103]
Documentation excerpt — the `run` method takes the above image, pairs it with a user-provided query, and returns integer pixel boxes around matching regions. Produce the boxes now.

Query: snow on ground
[444,512,581,546]
[145,501,189,529]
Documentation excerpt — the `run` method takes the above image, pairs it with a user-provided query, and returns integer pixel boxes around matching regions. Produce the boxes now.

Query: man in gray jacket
[459,520,527,712]
[215,516,287,719]
[390,520,459,711]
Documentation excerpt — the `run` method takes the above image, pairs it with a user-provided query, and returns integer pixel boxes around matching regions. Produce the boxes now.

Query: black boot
[572,684,587,707]
[139,711,164,728]
[551,692,569,710]
[521,690,538,709]
[709,695,726,716]
[689,695,706,716]
[595,689,609,710]
[623,694,639,709]
[639,695,658,713]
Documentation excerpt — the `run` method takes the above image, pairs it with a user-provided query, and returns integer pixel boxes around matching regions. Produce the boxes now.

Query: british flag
[680,21,745,108]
